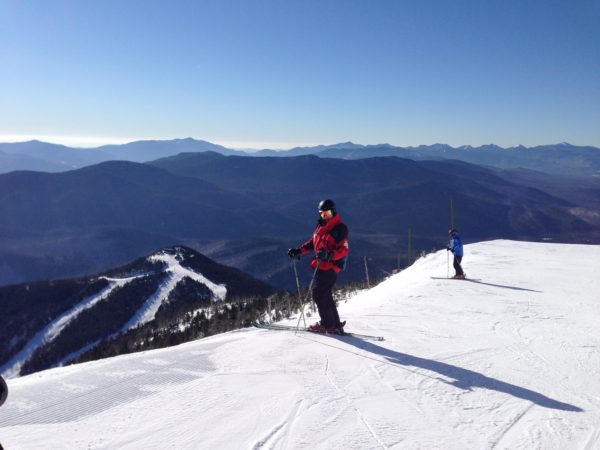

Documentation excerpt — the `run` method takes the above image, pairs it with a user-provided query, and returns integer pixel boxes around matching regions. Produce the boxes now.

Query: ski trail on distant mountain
[1,249,230,379]
[119,251,227,333]
[0,277,137,378]
[149,250,227,300]
[118,271,184,333]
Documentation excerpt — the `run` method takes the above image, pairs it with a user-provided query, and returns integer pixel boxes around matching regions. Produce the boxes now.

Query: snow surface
[1,240,599,449]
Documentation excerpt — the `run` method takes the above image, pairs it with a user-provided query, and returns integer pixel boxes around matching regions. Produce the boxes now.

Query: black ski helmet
[318,199,336,214]
[449,228,458,236]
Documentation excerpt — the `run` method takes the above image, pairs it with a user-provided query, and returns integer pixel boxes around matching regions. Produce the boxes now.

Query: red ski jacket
[299,213,349,272]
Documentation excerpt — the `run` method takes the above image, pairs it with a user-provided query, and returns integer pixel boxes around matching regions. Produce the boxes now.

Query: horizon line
[0,134,594,151]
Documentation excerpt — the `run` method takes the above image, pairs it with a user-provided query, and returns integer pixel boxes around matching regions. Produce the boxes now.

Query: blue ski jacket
[448,236,464,257]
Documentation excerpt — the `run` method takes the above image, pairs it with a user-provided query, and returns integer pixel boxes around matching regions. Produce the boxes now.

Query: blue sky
[1,0,599,148]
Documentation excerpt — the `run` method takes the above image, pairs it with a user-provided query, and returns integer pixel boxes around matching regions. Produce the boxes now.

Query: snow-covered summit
[1,240,599,449]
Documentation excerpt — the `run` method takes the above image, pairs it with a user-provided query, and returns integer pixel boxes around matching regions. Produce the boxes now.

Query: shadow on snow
[464,279,543,293]
[431,277,542,292]
[330,337,582,412]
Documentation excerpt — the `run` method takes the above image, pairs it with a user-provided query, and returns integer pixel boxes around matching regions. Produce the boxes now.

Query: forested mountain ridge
[0,246,276,377]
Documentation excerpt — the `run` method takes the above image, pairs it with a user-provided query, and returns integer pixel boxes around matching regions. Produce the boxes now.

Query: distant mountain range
[1,151,598,290]
[0,246,276,377]
[2,138,600,177]
[0,138,233,173]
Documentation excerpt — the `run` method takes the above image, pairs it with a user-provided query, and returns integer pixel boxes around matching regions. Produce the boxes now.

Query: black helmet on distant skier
[449,228,458,236]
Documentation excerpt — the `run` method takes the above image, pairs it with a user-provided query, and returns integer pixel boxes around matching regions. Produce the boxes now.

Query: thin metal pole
[293,257,316,314]
[449,197,455,278]
[295,261,320,330]
[407,227,412,265]
[288,258,302,313]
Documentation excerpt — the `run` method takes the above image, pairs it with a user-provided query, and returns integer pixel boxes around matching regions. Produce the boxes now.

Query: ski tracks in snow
[249,332,395,449]
[251,399,304,450]
[322,353,389,450]
[583,421,600,450]
[487,403,535,450]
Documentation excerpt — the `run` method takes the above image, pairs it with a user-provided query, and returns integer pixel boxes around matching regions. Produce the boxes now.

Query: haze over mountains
[1,138,599,290]
[0,139,229,173]
[2,138,600,176]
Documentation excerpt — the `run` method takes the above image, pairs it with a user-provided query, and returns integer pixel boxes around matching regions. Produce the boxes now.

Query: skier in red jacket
[288,199,349,334]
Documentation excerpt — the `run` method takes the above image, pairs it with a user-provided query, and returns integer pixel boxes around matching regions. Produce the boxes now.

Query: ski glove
[288,248,302,259]
[316,250,333,261]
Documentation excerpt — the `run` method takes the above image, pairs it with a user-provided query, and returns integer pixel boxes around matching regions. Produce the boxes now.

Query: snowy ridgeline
[1,240,600,449]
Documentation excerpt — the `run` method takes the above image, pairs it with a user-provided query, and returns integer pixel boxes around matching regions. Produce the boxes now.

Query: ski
[253,321,384,341]
[430,276,481,281]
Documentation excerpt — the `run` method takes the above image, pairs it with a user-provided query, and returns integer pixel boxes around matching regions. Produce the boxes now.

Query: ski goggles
[319,209,334,219]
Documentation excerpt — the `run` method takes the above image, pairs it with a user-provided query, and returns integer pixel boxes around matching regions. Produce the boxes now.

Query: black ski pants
[311,268,341,328]
[453,255,464,276]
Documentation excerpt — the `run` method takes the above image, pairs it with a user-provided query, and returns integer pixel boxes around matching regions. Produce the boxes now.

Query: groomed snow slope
[1,240,599,449]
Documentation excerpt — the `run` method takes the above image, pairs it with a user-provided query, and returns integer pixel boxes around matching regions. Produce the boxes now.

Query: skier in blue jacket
[447,229,465,279]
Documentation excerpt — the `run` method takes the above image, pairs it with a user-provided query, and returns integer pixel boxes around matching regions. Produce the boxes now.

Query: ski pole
[295,261,320,330]
[447,247,450,279]
[292,257,315,313]
[292,257,302,317]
